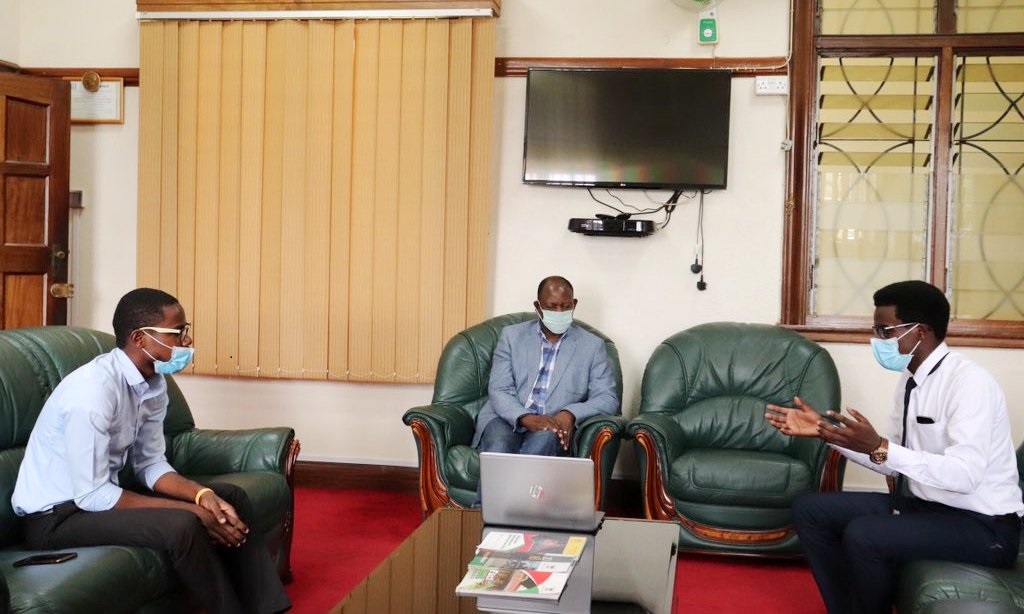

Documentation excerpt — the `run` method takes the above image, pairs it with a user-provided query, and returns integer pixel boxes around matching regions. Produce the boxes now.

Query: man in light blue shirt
[12,288,290,614]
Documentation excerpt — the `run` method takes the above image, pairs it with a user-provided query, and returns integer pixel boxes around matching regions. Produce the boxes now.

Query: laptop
[479,452,605,533]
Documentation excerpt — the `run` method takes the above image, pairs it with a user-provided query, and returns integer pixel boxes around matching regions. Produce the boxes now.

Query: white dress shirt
[12,348,176,515]
[838,342,1023,516]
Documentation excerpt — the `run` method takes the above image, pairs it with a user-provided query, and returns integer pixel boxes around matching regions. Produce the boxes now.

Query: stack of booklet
[455,530,587,600]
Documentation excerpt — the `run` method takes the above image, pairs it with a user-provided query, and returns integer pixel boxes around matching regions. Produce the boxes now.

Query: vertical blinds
[138,17,495,382]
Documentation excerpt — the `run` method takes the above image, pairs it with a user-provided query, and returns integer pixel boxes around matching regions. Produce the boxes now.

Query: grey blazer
[472,319,619,447]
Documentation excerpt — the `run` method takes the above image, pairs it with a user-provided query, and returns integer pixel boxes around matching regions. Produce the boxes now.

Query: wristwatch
[869,438,889,465]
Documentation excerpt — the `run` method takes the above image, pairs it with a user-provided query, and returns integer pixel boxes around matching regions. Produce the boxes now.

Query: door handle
[49,283,75,299]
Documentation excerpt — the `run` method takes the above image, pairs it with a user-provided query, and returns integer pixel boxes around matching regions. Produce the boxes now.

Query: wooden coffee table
[331,508,679,614]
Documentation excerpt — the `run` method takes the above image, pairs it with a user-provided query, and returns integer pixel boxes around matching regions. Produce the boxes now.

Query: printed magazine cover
[455,566,571,600]
[468,549,577,573]
[475,531,586,560]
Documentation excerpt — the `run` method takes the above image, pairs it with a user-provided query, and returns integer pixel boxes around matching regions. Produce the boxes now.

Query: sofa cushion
[668,449,814,507]
[0,546,181,614]
[897,559,1024,613]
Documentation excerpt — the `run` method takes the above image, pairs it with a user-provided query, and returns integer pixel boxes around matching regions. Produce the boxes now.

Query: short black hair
[536,276,574,300]
[112,288,180,348]
[873,280,950,340]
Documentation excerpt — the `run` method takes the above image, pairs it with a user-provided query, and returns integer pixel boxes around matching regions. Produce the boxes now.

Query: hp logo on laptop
[529,485,544,500]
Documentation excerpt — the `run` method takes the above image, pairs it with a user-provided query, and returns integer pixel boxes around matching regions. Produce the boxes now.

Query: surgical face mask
[141,331,195,375]
[539,309,573,335]
[870,324,920,372]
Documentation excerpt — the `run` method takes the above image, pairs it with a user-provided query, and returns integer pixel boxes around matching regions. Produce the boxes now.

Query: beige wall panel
[466,18,495,326]
[395,20,426,383]
[175,21,199,321]
[371,20,403,383]
[258,22,286,376]
[278,21,309,379]
[237,21,268,375]
[348,20,380,381]
[216,21,244,375]
[158,23,180,292]
[193,22,223,374]
[137,22,163,288]
[328,20,356,381]
[302,20,335,380]
[441,18,472,343]
[417,19,450,381]
[139,16,493,382]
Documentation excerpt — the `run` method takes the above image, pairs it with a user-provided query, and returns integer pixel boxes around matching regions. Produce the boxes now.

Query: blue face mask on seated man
[870,323,920,372]
[540,309,573,335]
[141,332,196,375]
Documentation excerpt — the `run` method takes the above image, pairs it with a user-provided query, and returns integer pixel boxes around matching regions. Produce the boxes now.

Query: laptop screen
[479,452,603,532]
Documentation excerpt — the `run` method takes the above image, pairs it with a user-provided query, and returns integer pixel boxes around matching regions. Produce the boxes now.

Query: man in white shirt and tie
[766,280,1022,614]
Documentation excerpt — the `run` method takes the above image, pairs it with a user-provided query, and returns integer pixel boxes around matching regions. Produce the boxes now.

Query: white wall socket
[754,75,789,96]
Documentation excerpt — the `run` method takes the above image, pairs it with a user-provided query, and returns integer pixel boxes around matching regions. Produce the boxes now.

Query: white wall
[0,0,18,63]
[16,0,1024,489]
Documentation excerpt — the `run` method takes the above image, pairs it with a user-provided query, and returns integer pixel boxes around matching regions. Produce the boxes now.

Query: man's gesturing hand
[765,396,824,437]
[766,397,883,454]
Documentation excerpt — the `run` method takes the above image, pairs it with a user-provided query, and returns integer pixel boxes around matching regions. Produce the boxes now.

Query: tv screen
[522,68,732,190]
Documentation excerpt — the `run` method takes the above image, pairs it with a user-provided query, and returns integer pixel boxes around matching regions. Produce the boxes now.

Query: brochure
[455,566,571,600]
[475,530,586,560]
[454,530,588,601]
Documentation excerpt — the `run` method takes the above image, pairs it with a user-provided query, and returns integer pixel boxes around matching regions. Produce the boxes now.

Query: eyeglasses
[872,322,917,340]
[138,323,191,341]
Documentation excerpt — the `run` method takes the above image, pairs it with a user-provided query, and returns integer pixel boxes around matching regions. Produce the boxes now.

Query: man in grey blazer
[472,276,619,457]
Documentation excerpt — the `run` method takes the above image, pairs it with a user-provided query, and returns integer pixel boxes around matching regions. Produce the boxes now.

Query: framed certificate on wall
[65,76,124,124]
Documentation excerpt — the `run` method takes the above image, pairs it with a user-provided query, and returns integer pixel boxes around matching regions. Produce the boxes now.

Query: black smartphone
[12,552,78,567]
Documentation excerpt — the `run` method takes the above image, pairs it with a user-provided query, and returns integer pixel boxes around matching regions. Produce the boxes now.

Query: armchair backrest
[639,322,840,454]
[432,312,623,418]
[0,326,196,546]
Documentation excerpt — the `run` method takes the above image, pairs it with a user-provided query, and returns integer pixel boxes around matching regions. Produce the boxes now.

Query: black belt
[994,513,1020,525]
[25,508,55,518]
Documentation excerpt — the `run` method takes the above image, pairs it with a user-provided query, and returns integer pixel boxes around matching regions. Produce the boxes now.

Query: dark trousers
[23,482,291,614]
[792,492,1020,614]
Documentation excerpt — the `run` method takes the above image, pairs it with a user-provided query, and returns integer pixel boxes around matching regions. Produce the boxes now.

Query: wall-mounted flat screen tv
[523,68,732,190]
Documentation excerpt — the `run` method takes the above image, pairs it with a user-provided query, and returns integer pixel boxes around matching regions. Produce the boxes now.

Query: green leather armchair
[895,444,1024,613]
[626,322,845,556]
[402,313,628,515]
[0,326,298,613]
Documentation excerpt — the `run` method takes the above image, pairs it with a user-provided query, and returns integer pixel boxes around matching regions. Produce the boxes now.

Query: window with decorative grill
[783,0,1024,347]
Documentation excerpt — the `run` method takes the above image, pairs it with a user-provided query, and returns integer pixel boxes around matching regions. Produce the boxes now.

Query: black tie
[892,377,917,513]
[891,353,947,514]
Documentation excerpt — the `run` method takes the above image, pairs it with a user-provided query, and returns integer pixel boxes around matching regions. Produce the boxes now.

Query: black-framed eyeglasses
[872,322,917,340]
[138,323,192,341]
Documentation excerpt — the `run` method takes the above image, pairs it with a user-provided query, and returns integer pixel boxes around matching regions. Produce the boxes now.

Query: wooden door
[0,73,71,328]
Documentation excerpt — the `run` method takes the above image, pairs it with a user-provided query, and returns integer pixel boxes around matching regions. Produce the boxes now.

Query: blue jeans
[792,491,1020,614]
[477,416,565,457]
[473,417,567,507]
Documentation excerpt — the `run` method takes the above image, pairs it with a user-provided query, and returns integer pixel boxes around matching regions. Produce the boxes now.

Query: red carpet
[286,486,825,613]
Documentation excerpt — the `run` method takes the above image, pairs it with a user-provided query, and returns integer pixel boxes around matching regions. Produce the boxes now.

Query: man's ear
[534,300,541,312]
[572,298,578,309]
[129,329,147,348]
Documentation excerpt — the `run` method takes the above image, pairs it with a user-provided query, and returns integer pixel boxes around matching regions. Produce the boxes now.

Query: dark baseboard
[295,460,420,492]
[294,460,645,516]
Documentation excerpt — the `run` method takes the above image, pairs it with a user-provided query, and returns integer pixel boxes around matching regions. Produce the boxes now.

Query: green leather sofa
[627,322,846,556]
[403,312,628,514]
[0,326,299,613]
[895,445,1024,613]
